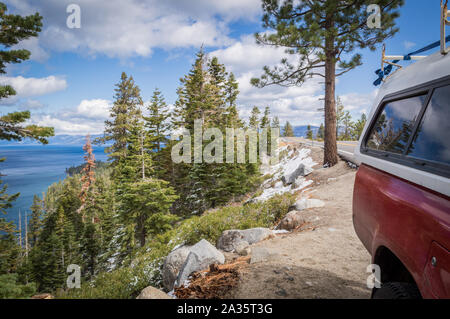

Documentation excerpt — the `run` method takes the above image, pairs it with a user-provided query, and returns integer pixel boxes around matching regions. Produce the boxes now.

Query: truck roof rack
[373,1,450,86]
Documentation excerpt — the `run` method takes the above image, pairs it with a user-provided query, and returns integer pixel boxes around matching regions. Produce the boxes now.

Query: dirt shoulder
[227,146,372,299]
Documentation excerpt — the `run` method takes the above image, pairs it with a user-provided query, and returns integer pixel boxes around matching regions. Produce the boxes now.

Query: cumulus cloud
[211,34,376,126]
[0,75,67,98]
[30,98,111,135]
[7,0,261,60]
[31,114,105,135]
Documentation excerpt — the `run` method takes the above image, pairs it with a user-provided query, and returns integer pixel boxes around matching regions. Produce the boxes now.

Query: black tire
[372,282,421,299]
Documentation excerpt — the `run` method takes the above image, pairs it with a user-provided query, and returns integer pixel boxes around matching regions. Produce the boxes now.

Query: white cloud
[29,99,111,135]
[210,34,377,126]
[0,75,67,98]
[73,99,111,120]
[7,0,261,59]
[31,114,105,135]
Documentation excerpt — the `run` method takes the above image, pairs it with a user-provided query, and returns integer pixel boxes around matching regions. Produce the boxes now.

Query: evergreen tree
[306,125,313,139]
[271,116,280,129]
[353,113,367,140]
[341,110,354,141]
[251,0,403,166]
[317,123,325,140]
[249,106,261,129]
[336,97,345,138]
[144,88,171,177]
[171,50,259,214]
[260,107,270,129]
[116,120,177,249]
[79,134,96,221]
[283,121,294,137]
[28,195,44,247]
[100,72,142,166]
[0,3,54,144]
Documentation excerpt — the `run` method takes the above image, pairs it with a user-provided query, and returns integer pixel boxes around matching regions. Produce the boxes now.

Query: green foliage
[99,72,142,165]
[317,123,324,140]
[353,113,367,140]
[0,273,36,299]
[177,193,295,246]
[282,121,294,137]
[306,125,313,139]
[0,3,54,144]
[248,106,261,129]
[60,192,295,299]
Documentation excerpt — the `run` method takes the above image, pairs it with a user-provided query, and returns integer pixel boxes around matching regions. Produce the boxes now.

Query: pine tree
[283,121,294,137]
[317,123,325,140]
[271,117,280,129]
[171,50,259,215]
[353,113,367,140]
[144,88,171,177]
[251,0,404,166]
[116,120,177,249]
[100,72,142,166]
[336,97,345,138]
[28,195,44,247]
[79,134,96,221]
[248,106,261,129]
[0,3,54,144]
[306,125,313,139]
[260,107,270,129]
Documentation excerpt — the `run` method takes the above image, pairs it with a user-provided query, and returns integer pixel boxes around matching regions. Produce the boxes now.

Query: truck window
[366,94,426,154]
[406,85,450,166]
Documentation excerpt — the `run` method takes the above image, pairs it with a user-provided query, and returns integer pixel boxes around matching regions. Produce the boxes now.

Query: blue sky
[0,0,445,134]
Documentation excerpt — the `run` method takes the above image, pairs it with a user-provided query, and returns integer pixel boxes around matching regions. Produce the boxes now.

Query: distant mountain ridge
[0,134,107,146]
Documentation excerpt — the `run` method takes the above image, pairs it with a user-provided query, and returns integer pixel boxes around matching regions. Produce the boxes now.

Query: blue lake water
[0,145,107,227]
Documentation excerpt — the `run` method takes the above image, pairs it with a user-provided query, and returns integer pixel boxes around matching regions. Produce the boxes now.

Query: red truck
[353,27,450,298]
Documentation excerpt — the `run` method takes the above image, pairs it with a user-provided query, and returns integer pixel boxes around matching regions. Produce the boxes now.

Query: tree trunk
[323,29,338,166]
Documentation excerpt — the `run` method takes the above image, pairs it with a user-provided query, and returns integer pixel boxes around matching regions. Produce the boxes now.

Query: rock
[217,228,273,252]
[136,286,171,299]
[234,241,250,256]
[162,245,192,291]
[174,239,225,288]
[293,198,325,211]
[276,211,306,231]
[282,163,313,185]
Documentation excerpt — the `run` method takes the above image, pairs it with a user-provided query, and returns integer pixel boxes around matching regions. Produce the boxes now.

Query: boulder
[217,228,273,252]
[174,239,225,288]
[281,163,313,185]
[276,211,306,231]
[162,245,192,291]
[234,241,250,256]
[293,198,325,211]
[136,286,171,299]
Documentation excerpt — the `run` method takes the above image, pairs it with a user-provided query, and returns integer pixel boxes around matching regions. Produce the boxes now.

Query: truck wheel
[372,282,421,299]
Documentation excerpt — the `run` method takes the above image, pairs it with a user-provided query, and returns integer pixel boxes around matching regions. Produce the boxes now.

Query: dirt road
[228,148,372,299]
